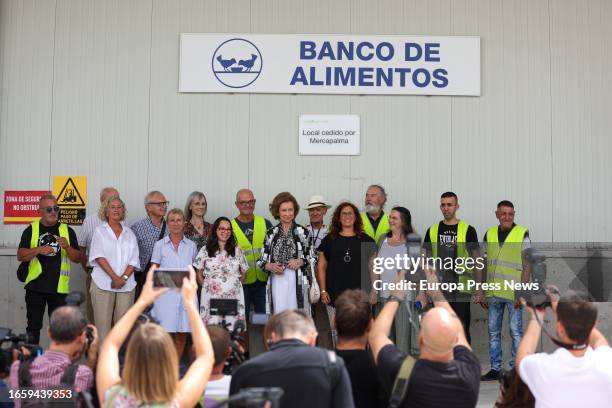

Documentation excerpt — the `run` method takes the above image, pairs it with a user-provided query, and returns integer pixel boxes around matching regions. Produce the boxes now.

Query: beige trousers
[90,283,134,340]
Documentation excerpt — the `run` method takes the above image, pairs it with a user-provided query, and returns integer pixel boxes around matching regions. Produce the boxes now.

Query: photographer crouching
[8,306,98,406]
[516,289,612,407]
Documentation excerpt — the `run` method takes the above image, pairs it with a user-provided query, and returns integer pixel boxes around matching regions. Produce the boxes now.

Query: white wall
[1,0,611,246]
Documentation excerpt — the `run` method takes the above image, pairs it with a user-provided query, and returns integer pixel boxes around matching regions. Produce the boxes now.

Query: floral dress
[104,385,179,407]
[193,246,248,330]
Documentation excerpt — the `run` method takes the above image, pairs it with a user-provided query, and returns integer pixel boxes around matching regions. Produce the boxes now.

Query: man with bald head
[231,189,272,316]
[369,268,480,407]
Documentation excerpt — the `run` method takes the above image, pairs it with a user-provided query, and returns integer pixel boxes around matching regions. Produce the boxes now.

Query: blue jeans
[488,297,523,371]
[243,282,267,317]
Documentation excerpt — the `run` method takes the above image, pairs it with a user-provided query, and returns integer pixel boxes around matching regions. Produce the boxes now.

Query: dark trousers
[243,282,267,316]
[450,298,472,344]
[25,289,67,344]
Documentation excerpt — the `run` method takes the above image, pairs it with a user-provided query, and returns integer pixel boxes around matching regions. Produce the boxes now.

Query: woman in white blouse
[89,195,139,339]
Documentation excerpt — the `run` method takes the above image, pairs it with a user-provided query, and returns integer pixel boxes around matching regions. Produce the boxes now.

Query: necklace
[341,235,352,263]
[344,248,351,263]
[310,225,324,248]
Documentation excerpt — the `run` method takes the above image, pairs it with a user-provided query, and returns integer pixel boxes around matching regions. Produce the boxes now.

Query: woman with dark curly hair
[257,192,314,315]
[316,201,376,346]
[193,217,248,331]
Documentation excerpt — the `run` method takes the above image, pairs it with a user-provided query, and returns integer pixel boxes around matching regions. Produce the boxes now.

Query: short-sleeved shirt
[10,351,93,408]
[151,236,197,269]
[377,344,480,408]
[233,218,273,242]
[18,223,79,294]
[89,222,140,292]
[519,346,612,408]
[423,222,479,286]
[131,217,167,271]
[318,234,376,303]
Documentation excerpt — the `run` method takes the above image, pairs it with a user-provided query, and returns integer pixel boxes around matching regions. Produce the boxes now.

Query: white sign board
[180,34,480,96]
[299,115,360,155]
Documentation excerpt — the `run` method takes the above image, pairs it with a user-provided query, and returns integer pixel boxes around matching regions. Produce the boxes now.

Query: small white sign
[299,115,360,156]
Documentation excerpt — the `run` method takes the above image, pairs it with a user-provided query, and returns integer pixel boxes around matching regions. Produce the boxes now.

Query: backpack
[17,358,79,407]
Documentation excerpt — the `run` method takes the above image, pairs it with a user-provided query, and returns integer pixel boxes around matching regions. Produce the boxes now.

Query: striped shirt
[9,350,93,407]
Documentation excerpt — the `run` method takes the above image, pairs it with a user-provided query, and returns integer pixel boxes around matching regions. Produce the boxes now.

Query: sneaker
[480,369,501,381]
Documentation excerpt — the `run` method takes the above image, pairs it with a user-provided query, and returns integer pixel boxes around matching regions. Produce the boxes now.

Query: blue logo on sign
[212,38,263,88]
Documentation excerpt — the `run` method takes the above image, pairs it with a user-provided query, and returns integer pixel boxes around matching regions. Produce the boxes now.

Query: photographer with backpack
[369,268,480,408]
[9,306,98,407]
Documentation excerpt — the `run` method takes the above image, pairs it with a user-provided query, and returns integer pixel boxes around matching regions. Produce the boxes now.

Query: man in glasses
[231,189,272,317]
[131,190,169,298]
[17,194,81,344]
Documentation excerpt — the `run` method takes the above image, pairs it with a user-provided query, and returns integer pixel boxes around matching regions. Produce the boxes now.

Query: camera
[518,249,550,309]
[0,327,41,361]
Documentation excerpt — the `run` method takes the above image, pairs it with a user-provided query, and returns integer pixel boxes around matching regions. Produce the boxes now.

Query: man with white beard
[360,184,390,244]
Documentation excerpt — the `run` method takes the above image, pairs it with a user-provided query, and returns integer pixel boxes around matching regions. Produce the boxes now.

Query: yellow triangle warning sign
[55,177,86,207]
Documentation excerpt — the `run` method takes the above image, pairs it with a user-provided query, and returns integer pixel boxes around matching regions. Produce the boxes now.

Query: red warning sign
[4,191,51,224]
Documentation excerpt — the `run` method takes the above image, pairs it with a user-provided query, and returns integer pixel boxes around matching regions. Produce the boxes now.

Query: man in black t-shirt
[335,289,386,408]
[369,268,481,408]
[16,195,80,344]
[423,192,482,344]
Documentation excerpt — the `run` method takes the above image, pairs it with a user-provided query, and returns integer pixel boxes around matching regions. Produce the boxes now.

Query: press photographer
[369,267,480,408]
[516,289,612,407]
[8,306,98,406]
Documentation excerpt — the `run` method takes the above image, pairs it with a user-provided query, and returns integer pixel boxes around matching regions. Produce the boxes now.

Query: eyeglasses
[218,228,232,232]
[237,200,256,206]
[41,206,60,213]
[148,201,169,207]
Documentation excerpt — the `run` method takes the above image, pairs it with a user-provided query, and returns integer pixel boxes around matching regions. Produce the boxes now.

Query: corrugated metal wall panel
[0,0,57,246]
[148,0,252,220]
[49,0,153,218]
[1,0,611,246]
[550,0,612,242]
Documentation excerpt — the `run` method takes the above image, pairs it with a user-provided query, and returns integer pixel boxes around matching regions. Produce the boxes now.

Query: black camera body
[0,328,41,361]
[518,249,550,309]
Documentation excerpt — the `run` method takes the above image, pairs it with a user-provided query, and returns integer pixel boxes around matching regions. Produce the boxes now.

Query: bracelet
[321,290,328,294]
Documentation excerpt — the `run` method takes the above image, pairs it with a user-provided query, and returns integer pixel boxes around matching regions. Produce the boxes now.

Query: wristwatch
[121,274,129,281]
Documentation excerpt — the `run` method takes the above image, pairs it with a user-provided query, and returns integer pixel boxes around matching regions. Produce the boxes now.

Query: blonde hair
[98,195,126,222]
[122,323,179,403]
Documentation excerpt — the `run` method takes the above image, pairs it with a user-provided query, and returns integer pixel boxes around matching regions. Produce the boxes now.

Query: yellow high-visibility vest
[429,220,474,294]
[485,225,528,301]
[26,220,71,294]
[231,216,268,284]
[361,213,390,244]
